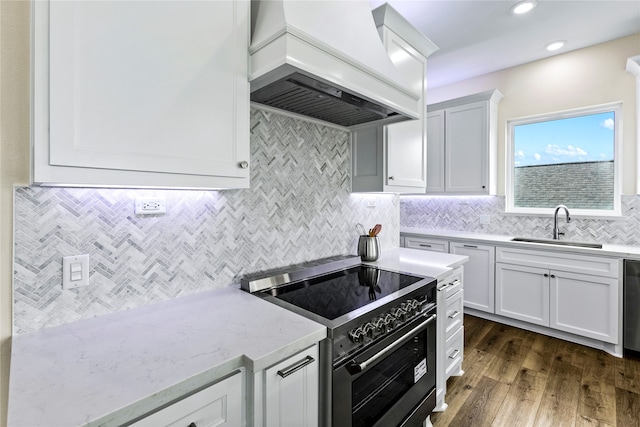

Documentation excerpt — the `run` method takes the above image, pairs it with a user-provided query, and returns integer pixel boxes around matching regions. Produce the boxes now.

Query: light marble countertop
[363,247,468,280]
[8,248,468,427]
[401,227,640,259]
[8,287,326,427]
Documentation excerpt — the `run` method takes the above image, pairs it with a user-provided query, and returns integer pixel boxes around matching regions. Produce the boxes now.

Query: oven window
[351,332,429,427]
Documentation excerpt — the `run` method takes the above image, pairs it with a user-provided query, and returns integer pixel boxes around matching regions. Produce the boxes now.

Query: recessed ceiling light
[512,0,537,15]
[546,41,566,51]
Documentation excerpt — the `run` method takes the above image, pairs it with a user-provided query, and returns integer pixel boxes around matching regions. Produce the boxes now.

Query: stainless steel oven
[241,256,438,427]
[332,306,437,427]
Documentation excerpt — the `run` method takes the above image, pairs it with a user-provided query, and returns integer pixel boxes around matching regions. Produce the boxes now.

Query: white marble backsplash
[13,108,400,334]
[400,195,640,245]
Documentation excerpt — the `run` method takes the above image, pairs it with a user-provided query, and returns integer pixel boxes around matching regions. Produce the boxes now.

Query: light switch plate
[62,254,89,289]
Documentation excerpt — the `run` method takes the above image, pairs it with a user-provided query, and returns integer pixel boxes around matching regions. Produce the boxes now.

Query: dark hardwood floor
[431,315,640,427]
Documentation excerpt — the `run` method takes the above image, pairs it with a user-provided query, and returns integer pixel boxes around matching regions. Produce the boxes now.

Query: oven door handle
[347,313,437,375]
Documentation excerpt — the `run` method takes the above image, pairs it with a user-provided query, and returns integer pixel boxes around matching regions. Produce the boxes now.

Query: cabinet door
[495,263,549,326]
[33,0,250,188]
[450,242,495,313]
[130,371,243,427]
[550,271,619,343]
[264,346,319,427]
[352,126,384,192]
[426,110,445,193]
[444,101,488,194]
[384,31,427,191]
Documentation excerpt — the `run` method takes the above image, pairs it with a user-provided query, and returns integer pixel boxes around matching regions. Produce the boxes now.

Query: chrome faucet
[553,204,571,239]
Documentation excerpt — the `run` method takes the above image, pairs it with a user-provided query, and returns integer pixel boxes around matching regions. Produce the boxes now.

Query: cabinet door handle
[388,176,395,180]
[448,349,460,359]
[448,311,461,319]
[463,244,477,248]
[544,274,549,277]
[277,355,315,378]
[188,423,197,427]
[419,244,432,248]
[238,160,249,169]
[550,274,556,278]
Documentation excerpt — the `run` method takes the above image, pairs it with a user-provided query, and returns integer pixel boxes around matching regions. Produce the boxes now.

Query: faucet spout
[553,204,571,240]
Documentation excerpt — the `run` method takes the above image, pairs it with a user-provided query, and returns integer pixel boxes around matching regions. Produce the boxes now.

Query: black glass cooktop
[263,265,424,320]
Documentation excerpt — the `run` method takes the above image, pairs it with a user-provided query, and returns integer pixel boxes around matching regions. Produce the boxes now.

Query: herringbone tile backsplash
[401,195,640,244]
[13,108,399,334]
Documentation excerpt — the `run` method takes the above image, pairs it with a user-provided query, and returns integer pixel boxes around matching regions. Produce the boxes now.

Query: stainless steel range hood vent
[249,0,423,128]
[250,73,403,127]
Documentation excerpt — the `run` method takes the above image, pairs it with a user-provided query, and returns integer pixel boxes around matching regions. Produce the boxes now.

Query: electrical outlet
[135,197,166,215]
[367,200,376,208]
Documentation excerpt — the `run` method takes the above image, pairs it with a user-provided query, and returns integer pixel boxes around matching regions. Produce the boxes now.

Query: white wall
[0,2,31,426]
[427,33,640,195]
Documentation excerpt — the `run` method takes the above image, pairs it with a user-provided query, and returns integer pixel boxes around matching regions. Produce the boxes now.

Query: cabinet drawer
[130,371,243,427]
[445,326,464,378]
[445,290,464,340]
[405,236,449,253]
[439,268,463,299]
[496,246,620,278]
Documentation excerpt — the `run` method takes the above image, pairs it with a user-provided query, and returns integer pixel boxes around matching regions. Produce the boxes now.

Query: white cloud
[516,150,524,158]
[534,153,541,161]
[601,118,614,130]
[545,144,588,157]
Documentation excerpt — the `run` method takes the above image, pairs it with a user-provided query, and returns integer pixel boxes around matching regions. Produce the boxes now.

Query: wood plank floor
[431,315,640,427]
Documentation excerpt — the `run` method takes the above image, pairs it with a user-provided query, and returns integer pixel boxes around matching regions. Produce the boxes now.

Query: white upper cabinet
[32,0,250,189]
[426,90,502,195]
[351,4,438,193]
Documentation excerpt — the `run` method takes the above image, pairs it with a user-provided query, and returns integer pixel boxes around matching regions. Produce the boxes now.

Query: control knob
[348,327,364,343]
[391,307,407,322]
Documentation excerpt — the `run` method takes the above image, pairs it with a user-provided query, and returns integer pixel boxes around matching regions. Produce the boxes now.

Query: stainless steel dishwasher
[624,260,640,353]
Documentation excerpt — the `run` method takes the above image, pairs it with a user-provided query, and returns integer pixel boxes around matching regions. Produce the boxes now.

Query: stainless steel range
[241,256,438,427]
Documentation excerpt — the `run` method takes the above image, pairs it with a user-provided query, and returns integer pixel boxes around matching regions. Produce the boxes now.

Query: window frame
[505,102,622,217]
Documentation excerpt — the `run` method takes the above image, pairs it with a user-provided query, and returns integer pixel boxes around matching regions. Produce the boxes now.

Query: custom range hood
[249,0,421,128]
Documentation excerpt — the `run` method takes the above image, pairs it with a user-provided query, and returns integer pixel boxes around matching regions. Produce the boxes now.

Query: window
[506,103,621,216]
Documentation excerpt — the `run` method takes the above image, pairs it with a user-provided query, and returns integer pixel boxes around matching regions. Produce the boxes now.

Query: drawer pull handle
[448,311,461,319]
[188,423,197,427]
[437,283,450,291]
[277,355,315,378]
[419,244,432,247]
[463,244,478,248]
[449,349,460,359]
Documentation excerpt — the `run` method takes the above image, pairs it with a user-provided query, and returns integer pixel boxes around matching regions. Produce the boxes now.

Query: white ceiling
[370,0,640,88]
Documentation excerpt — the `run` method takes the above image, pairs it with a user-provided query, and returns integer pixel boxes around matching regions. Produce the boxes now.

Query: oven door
[332,308,437,427]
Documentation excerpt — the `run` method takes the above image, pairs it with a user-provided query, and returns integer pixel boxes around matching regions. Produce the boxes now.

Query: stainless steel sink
[511,237,603,249]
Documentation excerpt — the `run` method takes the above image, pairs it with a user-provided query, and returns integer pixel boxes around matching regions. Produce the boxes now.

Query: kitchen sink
[511,237,603,249]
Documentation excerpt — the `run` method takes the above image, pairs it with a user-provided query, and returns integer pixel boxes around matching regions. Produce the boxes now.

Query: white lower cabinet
[496,247,620,344]
[130,370,243,427]
[253,345,319,427]
[450,242,495,313]
[495,263,549,326]
[551,271,619,342]
[434,267,464,412]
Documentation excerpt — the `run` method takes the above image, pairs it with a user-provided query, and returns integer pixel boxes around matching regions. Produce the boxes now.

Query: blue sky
[514,112,615,167]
